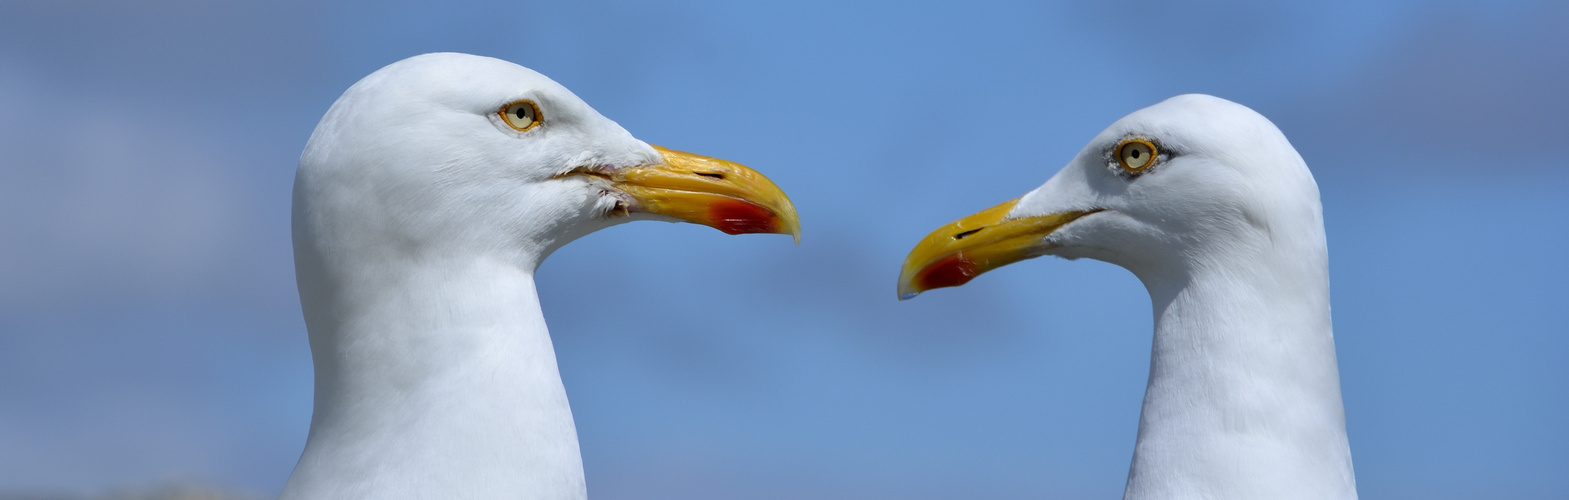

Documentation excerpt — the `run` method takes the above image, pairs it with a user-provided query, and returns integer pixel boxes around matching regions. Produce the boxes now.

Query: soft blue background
[2,1,1565,498]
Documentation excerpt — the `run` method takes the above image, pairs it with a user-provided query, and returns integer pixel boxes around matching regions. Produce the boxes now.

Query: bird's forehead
[1098,94,1273,152]
[366,53,590,114]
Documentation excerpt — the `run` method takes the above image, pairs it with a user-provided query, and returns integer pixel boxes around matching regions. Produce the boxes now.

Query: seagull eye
[1117,140,1158,172]
[500,100,541,132]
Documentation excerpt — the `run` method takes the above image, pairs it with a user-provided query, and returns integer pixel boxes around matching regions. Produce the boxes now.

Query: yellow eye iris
[1117,139,1157,172]
[500,100,541,132]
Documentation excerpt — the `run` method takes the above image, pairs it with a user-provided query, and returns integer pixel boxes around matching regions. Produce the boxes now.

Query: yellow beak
[607,146,801,243]
[897,199,1097,299]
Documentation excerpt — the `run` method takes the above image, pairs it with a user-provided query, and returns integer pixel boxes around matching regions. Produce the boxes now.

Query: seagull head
[898,94,1322,299]
[296,53,800,270]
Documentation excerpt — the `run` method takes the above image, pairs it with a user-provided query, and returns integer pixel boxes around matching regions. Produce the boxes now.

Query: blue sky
[1,1,1565,498]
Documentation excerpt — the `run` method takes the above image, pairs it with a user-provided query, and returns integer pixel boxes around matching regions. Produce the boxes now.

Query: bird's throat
[283,257,587,499]
[1124,257,1356,500]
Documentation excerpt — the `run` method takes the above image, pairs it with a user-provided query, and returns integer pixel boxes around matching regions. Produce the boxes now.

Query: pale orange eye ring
[500,100,542,132]
[1117,139,1158,172]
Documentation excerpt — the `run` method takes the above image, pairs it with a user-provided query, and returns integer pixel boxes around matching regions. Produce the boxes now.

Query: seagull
[281,53,800,500]
[898,95,1356,499]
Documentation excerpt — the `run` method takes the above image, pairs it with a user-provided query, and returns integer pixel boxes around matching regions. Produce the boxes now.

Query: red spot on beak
[917,254,979,291]
[709,200,779,235]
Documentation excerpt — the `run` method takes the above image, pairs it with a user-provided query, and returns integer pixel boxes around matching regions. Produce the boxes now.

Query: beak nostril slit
[954,228,982,240]
[696,172,725,180]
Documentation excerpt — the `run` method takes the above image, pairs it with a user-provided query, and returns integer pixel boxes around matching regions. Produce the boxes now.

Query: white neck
[282,253,585,500]
[1123,233,1356,499]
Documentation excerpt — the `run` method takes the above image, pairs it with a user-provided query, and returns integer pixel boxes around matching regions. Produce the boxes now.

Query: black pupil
[1130,148,1142,159]
[515,107,529,120]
